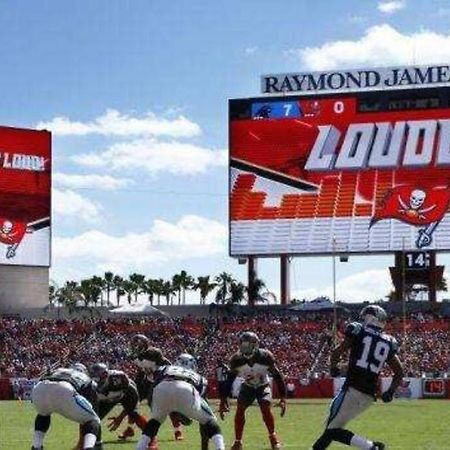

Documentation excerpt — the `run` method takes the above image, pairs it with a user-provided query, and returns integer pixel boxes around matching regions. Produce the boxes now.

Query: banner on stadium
[0,127,51,266]
[261,64,450,96]
[229,82,450,256]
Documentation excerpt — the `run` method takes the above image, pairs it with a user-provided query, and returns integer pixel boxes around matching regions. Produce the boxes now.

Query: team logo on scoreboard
[0,217,50,259]
[370,185,450,248]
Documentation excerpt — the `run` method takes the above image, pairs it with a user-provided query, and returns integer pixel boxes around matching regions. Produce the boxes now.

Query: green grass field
[1,399,449,450]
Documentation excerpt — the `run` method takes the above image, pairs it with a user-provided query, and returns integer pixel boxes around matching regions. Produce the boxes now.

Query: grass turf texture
[1,399,449,450]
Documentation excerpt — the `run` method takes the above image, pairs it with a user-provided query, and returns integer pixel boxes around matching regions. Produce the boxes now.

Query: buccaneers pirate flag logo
[370,185,450,249]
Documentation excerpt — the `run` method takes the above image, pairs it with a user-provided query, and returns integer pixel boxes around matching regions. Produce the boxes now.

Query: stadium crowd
[1,309,449,381]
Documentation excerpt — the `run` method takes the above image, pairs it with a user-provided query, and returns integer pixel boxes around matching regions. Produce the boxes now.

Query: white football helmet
[175,353,198,372]
[70,362,89,375]
[360,305,387,329]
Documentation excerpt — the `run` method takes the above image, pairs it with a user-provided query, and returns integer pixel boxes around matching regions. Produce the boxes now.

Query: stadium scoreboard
[229,64,450,257]
[0,126,51,267]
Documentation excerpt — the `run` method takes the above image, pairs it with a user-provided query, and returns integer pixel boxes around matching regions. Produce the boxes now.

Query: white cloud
[293,25,450,70]
[72,139,227,175]
[53,173,133,190]
[377,0,406,14]
[36,109,201,138]
[53,215,227,273]
[245,46,258,55]
[294,269,393,303]
[53,188,101,222]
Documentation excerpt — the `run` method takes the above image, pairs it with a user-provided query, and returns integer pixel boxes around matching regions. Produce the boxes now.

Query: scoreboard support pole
[280,256,290,305]
[248,257,258,307]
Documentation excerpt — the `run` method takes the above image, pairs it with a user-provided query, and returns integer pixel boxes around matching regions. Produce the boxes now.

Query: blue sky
[2,0,450,302]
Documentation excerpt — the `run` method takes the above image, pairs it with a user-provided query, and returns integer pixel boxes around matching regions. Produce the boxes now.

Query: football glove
[381,388,394,403]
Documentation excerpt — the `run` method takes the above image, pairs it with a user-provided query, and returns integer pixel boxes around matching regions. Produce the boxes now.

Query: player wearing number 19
[312,305,404,450]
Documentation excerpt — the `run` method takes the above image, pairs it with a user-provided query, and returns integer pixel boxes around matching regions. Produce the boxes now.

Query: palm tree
[162,280,176,305]
[57,281,81,315]
[78,278,102,308]
[229,280,247,304]
[113,275,125,306]
[90,276,105,306]
[121,280,136,305]
[214,272,235,304]
[172,273,182,305]
[194,276,217,305]
[248,276,276,304]
[49,283,58,307]
[154,278,165,306]
[103,271,115,306]
[129,273,146,303]
[143,278,157,305]
[172,270,194,305]
[179,270,194,305]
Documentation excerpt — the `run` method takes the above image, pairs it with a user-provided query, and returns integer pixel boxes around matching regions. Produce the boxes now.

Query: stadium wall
[0,266,49,312]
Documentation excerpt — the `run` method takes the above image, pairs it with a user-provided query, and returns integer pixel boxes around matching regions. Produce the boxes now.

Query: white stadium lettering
[436,120,450,166]
[334,123,375,170]
[305,119,450,171]
[304,125,340,171]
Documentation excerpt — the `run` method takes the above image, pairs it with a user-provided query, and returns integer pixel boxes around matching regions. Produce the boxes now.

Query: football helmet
[360,305,387,329]
[70,362,88,375]
[90,362,109,385]
[175,353,198,372]
[131,334,150,355]
[239,331,260,357]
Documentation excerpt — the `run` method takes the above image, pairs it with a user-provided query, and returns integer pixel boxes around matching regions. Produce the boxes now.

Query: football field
[1,399,449,450]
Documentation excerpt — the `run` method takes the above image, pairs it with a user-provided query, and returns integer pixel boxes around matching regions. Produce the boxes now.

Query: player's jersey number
[355,336,390,374]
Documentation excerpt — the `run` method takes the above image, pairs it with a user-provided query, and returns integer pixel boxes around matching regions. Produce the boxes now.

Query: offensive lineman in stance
[219,331,287,450]
[130,334,184,442]
[135,364,225,450]
[89,363,148,442]
[312,305,404,450]
[31,364,101,450]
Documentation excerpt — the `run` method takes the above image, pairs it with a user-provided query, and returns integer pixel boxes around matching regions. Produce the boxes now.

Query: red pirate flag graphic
[370,185,450,248]
[0,219,28,259]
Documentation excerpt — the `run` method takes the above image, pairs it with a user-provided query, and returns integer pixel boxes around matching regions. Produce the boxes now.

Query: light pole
[332,236,338,344]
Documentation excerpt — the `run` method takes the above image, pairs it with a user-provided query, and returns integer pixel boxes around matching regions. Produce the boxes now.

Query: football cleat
[174,429,184,441]
[118,426,135,441]
[269,433,281,449]
[371,442,385,450]
[231,441,243,450]
[31,447,43,450]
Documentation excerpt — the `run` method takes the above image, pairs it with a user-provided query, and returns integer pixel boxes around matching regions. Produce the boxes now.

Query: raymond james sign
[261,64,450,95]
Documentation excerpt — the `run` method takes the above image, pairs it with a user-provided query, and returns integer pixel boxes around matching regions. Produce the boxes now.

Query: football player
[89,363,148,442]
[175,353,211,450]
[31,364,102,450]
[135,364,225,450]
[130,334,184,442]
[219,331,287,450]
[312,305,404,450]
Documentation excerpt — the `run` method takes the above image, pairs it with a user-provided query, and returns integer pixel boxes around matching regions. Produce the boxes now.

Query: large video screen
[229,87,450,256]
[0,127,51,266]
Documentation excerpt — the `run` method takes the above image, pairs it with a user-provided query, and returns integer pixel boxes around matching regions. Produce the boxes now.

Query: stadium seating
[1,312,449,381]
